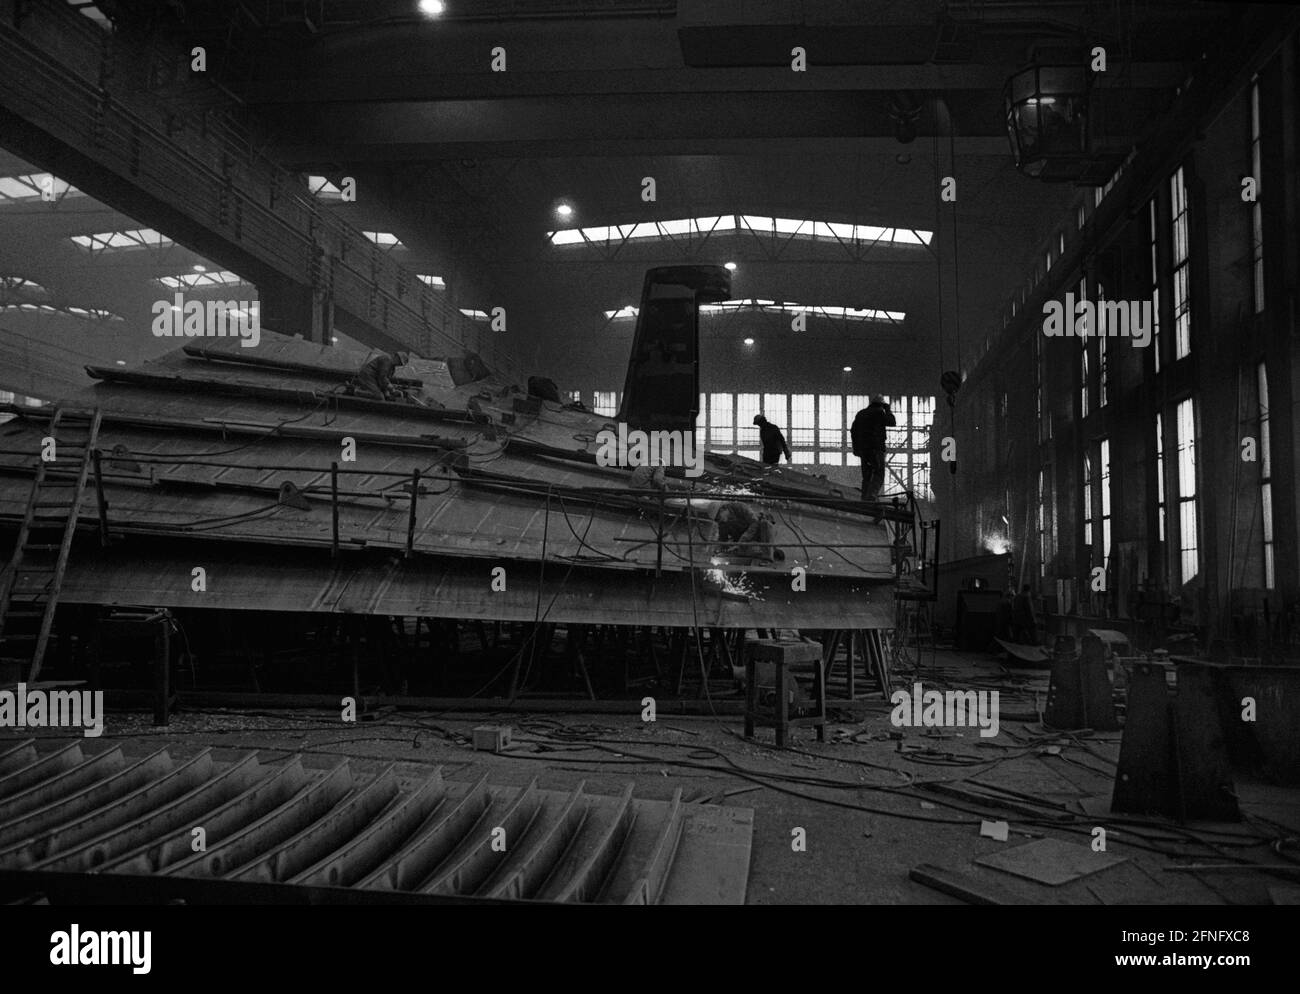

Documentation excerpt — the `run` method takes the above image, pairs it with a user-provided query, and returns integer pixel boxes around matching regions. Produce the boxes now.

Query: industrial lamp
[1004,62,1089,178]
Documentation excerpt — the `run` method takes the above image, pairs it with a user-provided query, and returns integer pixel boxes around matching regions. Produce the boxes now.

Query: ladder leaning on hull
[0,406,102,682]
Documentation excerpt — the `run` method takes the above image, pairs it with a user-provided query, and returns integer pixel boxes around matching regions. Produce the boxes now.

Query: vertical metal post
[405,467,421,558]
[92,448,108,547]
[330,461,340,557]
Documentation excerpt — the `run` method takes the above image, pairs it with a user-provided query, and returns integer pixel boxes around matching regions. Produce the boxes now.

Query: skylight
[363,231,405,249]
[70,228,173,253]
[0,173,82,203]
[66,1,111,28]
[0,303,122,321]
[459,309,490,320]
[550,216,735,246]
[418,275,446,288]
[550,214,932,248]
[605,300,906,323]
[308,176,343,198]
[158,270,247,289]
[737,215,932,246]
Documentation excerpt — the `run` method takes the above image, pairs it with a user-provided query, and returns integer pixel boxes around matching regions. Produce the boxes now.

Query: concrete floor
[5,647,1297,904]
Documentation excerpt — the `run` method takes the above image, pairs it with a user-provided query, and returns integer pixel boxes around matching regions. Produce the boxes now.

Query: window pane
[762,393,787,426]
[1176,398,1198,583]
[736,393,760,448]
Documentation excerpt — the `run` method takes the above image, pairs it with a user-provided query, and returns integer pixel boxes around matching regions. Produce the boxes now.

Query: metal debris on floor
[0,741,753,904]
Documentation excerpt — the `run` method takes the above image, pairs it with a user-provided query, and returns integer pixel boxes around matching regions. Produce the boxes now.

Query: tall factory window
[883,394,904,491]
[594,391,617,417]
[1155,413,1167,544]
[1082,452,1093,558]
[1099,439,1112,568]
[1171,166,1191,359]
[883,396,904,451]
[1175,397,1198,583]
[708,393,734,449]
[686,393,934,489]
[1258,362,1275,588]
[735,393,761,457]
[818,395,843,465]
[762,393,787,435]
[790,394,816,463]
[910,395,935,501]
[1149,199,1162,373]
[1251,78,1265,313]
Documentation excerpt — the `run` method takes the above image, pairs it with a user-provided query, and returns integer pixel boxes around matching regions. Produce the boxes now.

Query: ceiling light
[724,261,737,271]
[115,359,126,366]
[331,336,339,344]
[192,264,206,272]
[843,366,852,372]
[743,337,754,346]
[555,203,573,217]
[418,0,446,15]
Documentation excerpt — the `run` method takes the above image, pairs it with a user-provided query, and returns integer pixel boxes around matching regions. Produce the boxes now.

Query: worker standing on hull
[851,395,895,500]
[753,414,791,466]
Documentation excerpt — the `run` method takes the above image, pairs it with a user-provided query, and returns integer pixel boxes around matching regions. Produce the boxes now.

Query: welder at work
[350,350,411,401]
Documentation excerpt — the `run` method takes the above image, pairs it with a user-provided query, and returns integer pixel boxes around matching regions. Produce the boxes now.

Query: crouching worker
[712,501,784,562]
[352,350,410,401]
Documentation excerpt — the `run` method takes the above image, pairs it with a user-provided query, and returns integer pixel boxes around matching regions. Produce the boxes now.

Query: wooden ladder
[0,405,102,682]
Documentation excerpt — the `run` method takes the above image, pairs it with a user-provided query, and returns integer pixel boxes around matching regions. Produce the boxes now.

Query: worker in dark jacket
[753,414,791,465]
[851,395,895,499]
[355,351,407,401]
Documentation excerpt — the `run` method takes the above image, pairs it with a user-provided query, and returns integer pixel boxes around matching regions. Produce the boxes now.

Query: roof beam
[270,135,1019,165]
[236,63,1184,104]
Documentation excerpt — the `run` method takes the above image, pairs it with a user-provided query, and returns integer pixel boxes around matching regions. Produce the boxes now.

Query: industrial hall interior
[0,0,1298,911]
